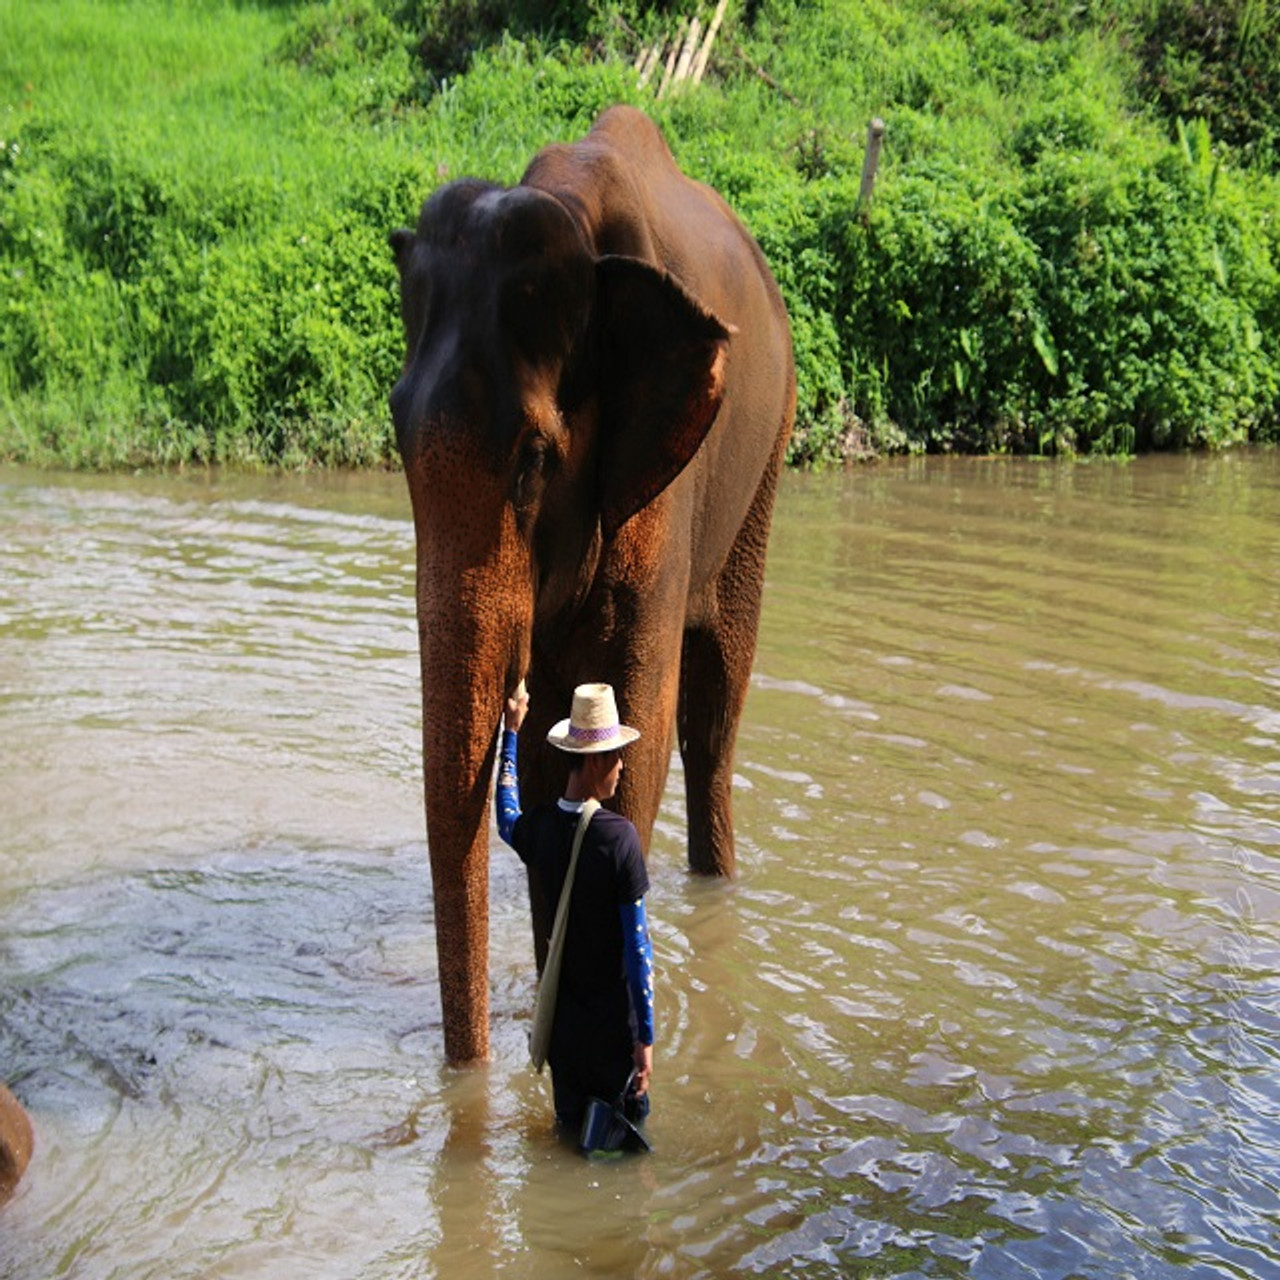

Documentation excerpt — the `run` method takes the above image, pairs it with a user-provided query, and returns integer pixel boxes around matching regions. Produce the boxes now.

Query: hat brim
[546,720,641,753]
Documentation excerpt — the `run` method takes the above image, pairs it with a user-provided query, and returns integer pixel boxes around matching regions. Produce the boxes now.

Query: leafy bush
[0,104,412,467]
[1018,142,1278,451]
[1122,0,1280,171]
[275,0,417,118]
[2,0,1279,469]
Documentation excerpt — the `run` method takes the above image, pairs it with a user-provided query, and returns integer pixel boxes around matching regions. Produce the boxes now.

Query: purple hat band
[567,721,621,746]
[547,684,640,752]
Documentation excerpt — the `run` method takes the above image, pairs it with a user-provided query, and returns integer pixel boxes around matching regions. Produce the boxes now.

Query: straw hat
[547,683,641,754]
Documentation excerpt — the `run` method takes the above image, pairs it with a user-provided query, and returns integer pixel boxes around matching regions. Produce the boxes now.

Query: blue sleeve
[495,728,521,848]
[619,896,654,1045]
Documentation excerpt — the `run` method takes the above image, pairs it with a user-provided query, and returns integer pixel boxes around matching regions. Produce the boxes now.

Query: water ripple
[3,458,1279,1278]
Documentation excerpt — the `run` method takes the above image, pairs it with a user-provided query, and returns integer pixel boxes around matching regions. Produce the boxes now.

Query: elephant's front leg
[611,645,684,855]
[527,537,690,862]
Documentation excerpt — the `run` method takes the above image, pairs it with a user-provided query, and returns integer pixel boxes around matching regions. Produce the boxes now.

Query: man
[496,681,655,1135]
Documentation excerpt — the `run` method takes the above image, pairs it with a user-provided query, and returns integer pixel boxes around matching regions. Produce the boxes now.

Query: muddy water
[1,453,1277,1279]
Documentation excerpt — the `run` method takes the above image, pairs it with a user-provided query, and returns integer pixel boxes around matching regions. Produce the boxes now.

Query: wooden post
[859,117,886,208]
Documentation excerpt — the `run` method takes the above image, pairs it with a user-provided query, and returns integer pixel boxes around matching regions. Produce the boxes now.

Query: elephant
[0,1082,33,1207]
[389,105,795,1064]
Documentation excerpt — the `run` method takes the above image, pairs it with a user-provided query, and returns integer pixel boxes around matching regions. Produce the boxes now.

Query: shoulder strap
[529,799,600,1072]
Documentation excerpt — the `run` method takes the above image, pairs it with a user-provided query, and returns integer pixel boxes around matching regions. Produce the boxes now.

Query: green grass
[2,0,1278,468]
[6,2,295,164]
[1,0,430,467]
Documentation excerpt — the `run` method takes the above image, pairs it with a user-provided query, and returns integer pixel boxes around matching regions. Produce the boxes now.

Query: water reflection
[1,454,1278,1277]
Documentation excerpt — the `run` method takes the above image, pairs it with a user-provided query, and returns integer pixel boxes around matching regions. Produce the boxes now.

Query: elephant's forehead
[421,181,585,262]
[408,185,595,348]
[393,181,589,475]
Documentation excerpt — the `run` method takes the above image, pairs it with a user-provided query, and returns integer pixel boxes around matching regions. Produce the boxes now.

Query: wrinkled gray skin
[389,105,795,1063]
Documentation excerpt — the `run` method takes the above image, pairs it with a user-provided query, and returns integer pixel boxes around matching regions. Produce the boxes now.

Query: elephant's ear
[389,228,415,273]
[594,255,733,540]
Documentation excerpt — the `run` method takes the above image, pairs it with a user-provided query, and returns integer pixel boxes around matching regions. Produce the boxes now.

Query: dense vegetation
[2,0,1279,468]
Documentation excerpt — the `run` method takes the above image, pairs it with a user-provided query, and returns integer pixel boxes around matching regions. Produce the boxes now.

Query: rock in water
[0,1082,34,1207]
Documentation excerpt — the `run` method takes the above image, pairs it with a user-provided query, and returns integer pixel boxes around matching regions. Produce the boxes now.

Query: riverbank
[2,0,1279,468]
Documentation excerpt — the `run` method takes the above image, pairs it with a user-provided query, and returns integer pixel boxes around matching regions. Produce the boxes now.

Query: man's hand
[632,1041,653,1096]
[504,678,529,733]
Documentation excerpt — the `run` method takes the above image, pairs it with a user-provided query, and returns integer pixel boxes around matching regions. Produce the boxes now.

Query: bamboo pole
[672,16,703,89]
[692,0,730,85]
[637,43,661,89]
[656,20,686,100]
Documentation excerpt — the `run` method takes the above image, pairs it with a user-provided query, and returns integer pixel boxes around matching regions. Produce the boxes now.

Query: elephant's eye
[513,437,549,511]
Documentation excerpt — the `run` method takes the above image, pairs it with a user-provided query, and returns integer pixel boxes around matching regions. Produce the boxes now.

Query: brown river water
[1,453,1277,1279]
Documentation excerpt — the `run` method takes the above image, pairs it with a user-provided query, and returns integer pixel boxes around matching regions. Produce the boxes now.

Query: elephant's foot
[688,848,736,877]
[0,1082,34,1207]
[687,811,737,877]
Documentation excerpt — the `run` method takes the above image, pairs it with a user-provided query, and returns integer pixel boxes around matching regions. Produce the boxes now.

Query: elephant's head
[389,178,730,1062]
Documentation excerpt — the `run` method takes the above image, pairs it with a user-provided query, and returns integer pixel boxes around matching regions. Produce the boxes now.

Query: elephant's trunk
[409,456,531,1065]
[420,649,500,1065]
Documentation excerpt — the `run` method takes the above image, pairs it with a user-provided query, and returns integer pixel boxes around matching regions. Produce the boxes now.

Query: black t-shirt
[512,804,649,1070]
